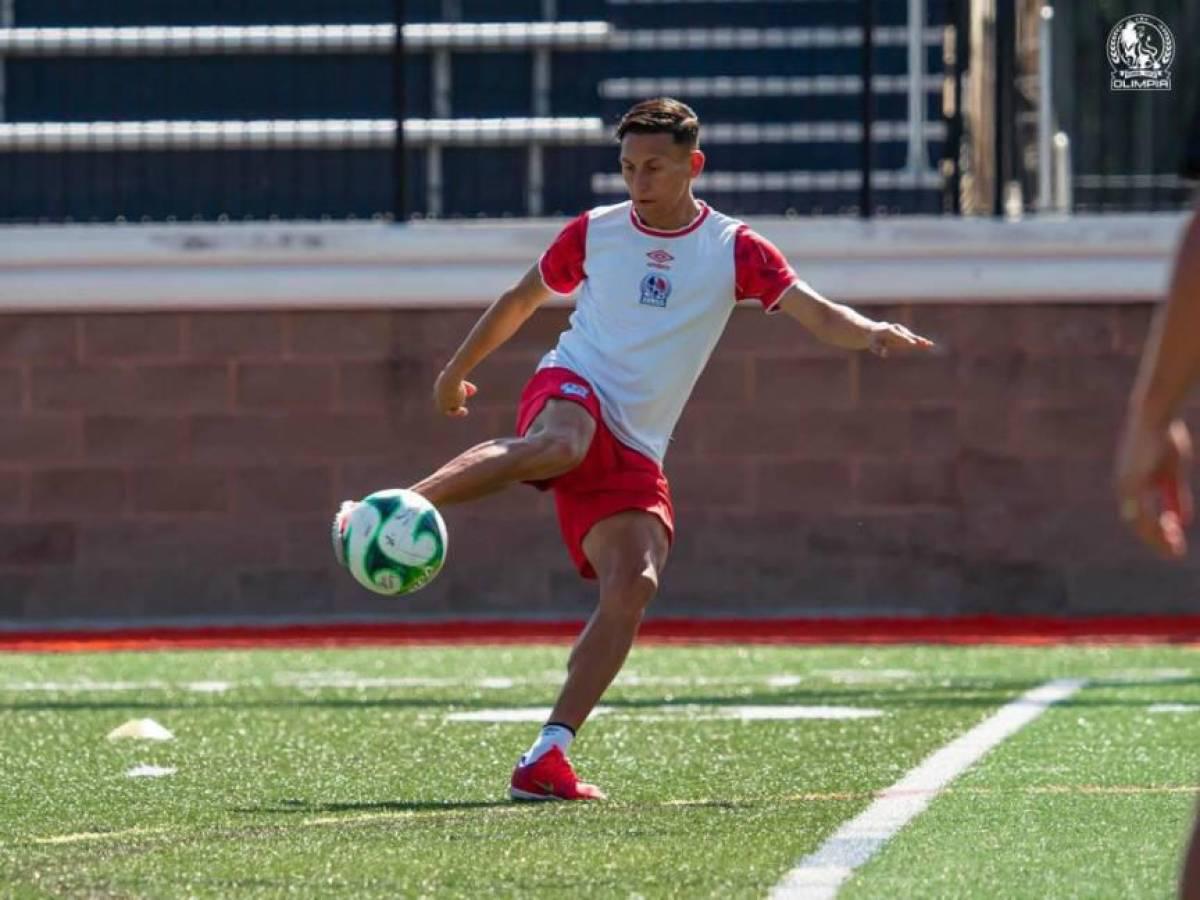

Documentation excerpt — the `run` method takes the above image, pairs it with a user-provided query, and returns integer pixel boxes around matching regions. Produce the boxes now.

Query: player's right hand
[1115,416,1194,559]
[433,371,478,417]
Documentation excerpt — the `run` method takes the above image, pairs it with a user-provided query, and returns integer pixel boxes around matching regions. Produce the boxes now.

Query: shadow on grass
[232,798,513,815]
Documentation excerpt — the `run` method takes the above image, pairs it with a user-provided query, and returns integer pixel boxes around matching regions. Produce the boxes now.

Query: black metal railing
[0,0,1036,223]
[1048,0,1198,212]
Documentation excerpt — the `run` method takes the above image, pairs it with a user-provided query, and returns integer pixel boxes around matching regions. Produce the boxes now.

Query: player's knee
[599,563,660,619]
[526,430,589,475]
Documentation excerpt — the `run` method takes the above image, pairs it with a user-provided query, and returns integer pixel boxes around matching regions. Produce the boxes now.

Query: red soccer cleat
[330,500,358,567]
[509,747,606,802]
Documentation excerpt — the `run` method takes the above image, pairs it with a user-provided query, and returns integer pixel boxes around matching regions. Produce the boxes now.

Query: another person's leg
[1182,801,1200,900]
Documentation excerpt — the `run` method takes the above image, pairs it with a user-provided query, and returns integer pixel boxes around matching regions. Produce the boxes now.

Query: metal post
[860,0,874,218]
[948,0,969,215]
[392,0,407,219]
[427,0,456,217]
[1036,4,1053,213]
[528,0,555,216]
[429,47,451,218]
[1052,130,1071,213]
[905,0,926,174]
[992,0,1014,217]
[0,0,14,123]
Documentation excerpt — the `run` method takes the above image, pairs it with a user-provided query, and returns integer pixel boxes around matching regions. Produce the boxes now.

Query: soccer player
[1114,106,1200,898]
[336,98,935,801]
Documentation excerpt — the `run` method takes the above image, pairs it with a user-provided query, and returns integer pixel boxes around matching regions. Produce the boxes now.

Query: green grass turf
[0,644,1196,898]
[843,661,1200,900]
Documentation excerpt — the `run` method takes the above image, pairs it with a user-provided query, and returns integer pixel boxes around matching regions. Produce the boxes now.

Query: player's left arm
[777,282,935,357]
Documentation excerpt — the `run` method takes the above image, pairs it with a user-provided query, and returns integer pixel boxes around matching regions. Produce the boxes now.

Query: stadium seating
[0,0,951,220]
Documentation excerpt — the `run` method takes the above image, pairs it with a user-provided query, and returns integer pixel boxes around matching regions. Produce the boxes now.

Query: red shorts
[516,367,674,580]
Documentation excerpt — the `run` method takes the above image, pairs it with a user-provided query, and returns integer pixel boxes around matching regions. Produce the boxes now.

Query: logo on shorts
[1108,14,1174,91]
[639,272,672,307]
[560,382,590,399]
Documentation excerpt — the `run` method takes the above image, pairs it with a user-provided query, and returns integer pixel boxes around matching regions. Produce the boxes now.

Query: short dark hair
[615,98,700,148]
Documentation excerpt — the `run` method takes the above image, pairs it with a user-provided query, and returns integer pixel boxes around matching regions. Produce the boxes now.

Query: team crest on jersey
[639,272,672,307]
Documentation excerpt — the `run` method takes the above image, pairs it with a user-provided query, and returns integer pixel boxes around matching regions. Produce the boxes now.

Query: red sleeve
[538,212,588,295]
[734,225,798,313]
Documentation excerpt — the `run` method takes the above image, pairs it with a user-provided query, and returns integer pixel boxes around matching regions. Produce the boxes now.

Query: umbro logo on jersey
[646,249,674,270]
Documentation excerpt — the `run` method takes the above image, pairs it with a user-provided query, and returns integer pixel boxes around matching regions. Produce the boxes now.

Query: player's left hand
[1115,416,1193,559]
[867,322,936,357]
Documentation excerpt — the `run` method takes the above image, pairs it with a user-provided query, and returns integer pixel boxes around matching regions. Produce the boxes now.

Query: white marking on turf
[768,677,1086,900]
[275,673,532,690]
[816,669,916,684]
[106,719,174,742]
[767,675,804,688]
[1107,668,1193,684]
[446,705,882,723]
[0,680,168,692]
[729,706,882,721]
[478,677,515,689]
[276,674,469,689]
[446,707,615,723]
[126,765,177,779]
[632,706,883,722]
[0,672,829,694]
[1148,703,1200,714]
[184,681,231,694]
[33,826,173,845]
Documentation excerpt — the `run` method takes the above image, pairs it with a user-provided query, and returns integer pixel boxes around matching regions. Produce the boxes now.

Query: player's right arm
[435,212,589,417]
[1115,205,1200,557]
[434,264,556,417]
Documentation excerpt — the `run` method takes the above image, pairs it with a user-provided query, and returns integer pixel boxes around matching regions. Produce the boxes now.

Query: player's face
[619,132,702,219]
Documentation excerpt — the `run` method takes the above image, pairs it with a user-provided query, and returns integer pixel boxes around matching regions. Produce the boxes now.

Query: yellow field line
[32,826,173,845]
[28,784,1196,845]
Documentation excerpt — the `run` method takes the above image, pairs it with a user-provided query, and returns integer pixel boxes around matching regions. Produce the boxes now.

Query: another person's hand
[1114,416,1194,558]
[433,370,478,418]
[868,322,936,357]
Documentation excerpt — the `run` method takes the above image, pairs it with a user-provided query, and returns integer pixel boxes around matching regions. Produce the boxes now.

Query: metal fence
[0,0,973,222]
[0,0,1191,223]
[1037,0,1198,213]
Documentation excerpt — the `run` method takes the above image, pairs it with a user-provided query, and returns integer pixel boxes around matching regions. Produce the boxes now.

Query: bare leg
[1182,802,1200,900]
[546,510,670,730]
[410,399,595,507]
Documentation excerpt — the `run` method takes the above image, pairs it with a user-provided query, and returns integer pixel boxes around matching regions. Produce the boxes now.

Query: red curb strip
[3,615,1200,652]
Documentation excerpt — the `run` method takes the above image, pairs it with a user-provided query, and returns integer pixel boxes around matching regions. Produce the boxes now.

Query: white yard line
[0,671,896,693]
[768,678,1087,900]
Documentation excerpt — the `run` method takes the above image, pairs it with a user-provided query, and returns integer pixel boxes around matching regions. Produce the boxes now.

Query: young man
[1114,105,1200,897]
[336,98,935,802]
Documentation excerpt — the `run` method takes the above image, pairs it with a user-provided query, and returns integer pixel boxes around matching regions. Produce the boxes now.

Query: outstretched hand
[1115,417,1194,559]
[868,322,936,357]
[433,371,478,417]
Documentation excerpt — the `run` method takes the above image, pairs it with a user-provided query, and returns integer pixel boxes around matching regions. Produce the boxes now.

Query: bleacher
[0,0,954,221]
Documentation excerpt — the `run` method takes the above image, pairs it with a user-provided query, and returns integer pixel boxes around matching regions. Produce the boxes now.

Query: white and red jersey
[536,199,800,464]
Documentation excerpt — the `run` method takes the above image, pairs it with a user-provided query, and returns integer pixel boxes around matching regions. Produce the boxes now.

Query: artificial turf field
[2,642,1198,898]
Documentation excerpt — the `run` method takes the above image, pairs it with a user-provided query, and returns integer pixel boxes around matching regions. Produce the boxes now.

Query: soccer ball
[333,489,448,596]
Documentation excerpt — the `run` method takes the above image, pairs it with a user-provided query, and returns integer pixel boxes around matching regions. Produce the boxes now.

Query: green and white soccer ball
[334,489,448,596]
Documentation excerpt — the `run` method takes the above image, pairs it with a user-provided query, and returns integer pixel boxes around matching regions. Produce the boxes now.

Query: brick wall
[0,301,1192,626]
